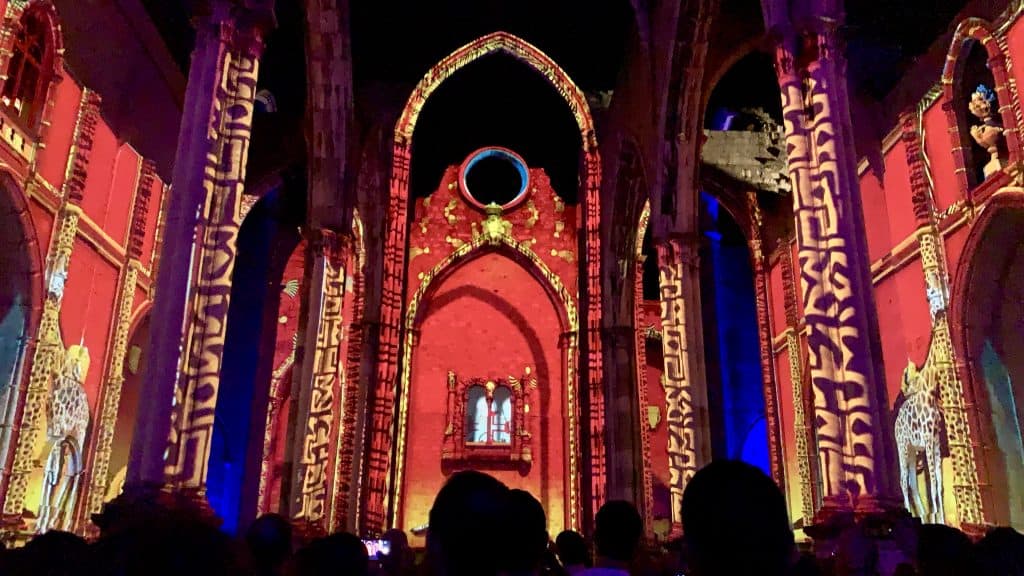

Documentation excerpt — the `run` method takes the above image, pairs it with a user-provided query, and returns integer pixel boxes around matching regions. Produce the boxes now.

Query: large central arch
[364,31,604,532]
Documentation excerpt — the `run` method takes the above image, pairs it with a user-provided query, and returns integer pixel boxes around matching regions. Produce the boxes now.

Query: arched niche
[398,241,575,539]
[370,31,600,532]
[950,189,1024,530]
[698,192,770,476]
[1,0,65,133]
[103,309,151,503]
[941,19,1021,193]
[0,170,42,489]
[211,183,304,533]
[253,236,306,520]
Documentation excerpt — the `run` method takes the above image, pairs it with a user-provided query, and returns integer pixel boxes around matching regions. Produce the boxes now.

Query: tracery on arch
[366,30,602,533]
[941,18,1022,191]
[0,0,63,132]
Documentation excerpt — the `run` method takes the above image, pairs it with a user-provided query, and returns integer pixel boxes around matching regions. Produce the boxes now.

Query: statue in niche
[968,84,1005,178]
[894,360,945,525]
[37,344,90,533]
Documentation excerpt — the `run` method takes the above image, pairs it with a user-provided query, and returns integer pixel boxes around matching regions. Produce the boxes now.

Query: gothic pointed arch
[949,187,1024,528]
[366,31,603,532]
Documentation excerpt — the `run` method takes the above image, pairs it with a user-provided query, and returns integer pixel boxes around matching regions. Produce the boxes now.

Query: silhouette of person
[681,460,794,576]
[293,532,369,576]
[426,470,511,576]
[554,530,590,575]
[581,500,643,576]
[246,513,293,576]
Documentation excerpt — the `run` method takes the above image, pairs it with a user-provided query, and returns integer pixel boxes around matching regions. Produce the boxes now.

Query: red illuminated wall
[763,7,1024,531]
[0,2,171,520]
[639,302,671,537]
[398,162,579,539]
[259,239,306,515]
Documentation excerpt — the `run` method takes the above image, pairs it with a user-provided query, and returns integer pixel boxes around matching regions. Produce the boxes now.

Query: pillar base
[291,518,328,546]
[0,513,28,546]
[92,483,221,537]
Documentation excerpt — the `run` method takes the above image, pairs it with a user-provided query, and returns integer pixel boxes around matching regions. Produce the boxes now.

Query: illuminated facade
[0,0,1023,547]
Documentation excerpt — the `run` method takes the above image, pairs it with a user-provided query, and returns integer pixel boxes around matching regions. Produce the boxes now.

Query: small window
[2,10,52,130]
[466,383,513,445]
[442,371,535,473]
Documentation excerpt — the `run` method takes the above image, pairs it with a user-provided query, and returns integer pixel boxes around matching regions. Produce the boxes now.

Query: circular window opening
[461,148,529,209]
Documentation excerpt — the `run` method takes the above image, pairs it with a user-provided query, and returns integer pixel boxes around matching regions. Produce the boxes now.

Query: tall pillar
[286,230,348,535]
[125,1,274,501]
[746,192,786,491]
[633,206,655,539]
[654,235,708,533]
[2,89,101,517]
[779,243,820,524]
[600,325,641,504]
[772,22,898,514]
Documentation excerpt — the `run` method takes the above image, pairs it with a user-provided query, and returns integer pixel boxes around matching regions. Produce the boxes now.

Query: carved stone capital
[192,0,275,57]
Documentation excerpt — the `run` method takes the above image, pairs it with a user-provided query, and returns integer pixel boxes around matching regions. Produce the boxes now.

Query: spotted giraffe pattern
[895,361,944,524]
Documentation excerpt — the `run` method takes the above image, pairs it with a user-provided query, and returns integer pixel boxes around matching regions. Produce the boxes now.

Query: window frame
[442,370,536,474]
[1,6,57,133]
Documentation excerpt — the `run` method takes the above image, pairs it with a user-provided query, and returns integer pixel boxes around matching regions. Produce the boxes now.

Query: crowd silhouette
[0,460,1022,575]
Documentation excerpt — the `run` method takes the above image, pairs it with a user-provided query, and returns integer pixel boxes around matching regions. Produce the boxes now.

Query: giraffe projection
[37,344,91,533]
[894,360,945,524]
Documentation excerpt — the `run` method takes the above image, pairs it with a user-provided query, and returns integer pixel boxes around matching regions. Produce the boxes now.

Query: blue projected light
[460,147,530,209]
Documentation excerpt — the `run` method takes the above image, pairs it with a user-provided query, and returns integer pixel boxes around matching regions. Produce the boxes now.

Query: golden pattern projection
[84,261,140,517]
[164,47,261,488]
[395,32,595,147]
[780,243,817,524]
[777,32,886,503]
[901,109,984,525]
[655,238,698,527]
[5,86,100,516]
[4,205,81,516]
[634,201,655,536]
[294,256,345,524]
[371,30,600,532]
[393,230,581,529]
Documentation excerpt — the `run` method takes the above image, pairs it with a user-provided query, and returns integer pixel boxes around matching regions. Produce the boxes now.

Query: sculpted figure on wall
[37,344,90,533]
[894,360,945,524]
[968,84,1005,178]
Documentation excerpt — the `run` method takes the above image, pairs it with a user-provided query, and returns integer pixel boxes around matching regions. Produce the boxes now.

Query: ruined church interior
[0,0,1023,569]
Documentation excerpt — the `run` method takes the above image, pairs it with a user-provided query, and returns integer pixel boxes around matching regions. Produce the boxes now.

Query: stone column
[286,230,347,535]
[600,325,641,504]
[772,22,898,514]
[779,243,820,524]
[653,235,708,532]
[746,192,786,490]
[2,89,101,518]
[125,2,273,500]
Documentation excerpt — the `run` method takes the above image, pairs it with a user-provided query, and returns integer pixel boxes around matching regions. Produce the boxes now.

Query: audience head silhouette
[681,460,793,576]
[555,530,590,571]
[504,488,549,575]
[592,500,643,567]
[246,513,292,574]
[293,532,368,576]
[427,470,511,576]
[974,526,1024,576]
[916,523,975,576]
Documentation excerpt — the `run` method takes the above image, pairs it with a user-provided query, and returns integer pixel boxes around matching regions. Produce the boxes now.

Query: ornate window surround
[441,368,537,474]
